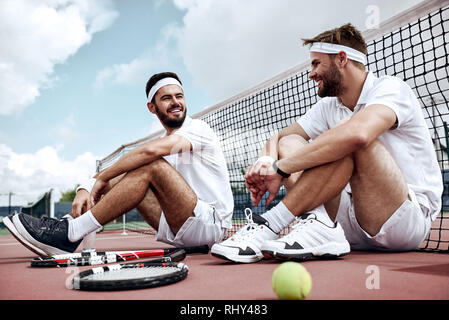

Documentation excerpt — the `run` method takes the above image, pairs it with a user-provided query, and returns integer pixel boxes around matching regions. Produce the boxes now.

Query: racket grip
[183,245,210,254]
[164,244,209,255]
[169,249,187,262]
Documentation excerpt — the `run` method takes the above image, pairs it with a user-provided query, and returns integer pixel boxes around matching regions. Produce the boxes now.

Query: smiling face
[149,84,187,129]
[309,52,344,98]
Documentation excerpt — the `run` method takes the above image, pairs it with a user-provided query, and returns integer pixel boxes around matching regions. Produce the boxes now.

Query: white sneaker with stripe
[261,213,350,260]
[211,209,279,263]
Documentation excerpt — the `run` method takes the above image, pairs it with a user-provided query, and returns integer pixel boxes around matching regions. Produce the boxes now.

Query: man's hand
[72,189,94,217]
[245,156,283,206]
[90,178,111,205]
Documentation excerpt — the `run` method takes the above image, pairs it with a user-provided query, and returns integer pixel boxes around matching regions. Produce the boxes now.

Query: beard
[317,61,345,98]
[154,103,187,128]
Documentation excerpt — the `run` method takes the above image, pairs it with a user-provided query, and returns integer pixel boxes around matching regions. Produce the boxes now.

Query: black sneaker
[3,214,47,256]
[12,213,82,256]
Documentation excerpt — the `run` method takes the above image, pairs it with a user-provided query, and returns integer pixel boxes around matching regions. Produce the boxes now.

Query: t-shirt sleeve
[364,77,414,129]
[174,120,216,152]
[76,177,96,193]
[297,99,331,139]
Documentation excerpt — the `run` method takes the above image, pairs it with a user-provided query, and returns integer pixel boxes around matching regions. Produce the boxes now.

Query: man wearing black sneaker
[211,23,443,262]
[7,72,234,256]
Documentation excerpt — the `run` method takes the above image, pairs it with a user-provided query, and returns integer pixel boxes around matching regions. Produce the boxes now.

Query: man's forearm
[277,124,362,174]
[96,146,158,182]
[95,134,192,182]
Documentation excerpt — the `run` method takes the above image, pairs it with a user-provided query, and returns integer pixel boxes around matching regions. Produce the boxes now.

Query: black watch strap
[272,160,291,178]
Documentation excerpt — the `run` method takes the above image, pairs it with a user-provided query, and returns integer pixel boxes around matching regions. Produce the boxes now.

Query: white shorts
[335,186,431,251]
[156,199,226,248]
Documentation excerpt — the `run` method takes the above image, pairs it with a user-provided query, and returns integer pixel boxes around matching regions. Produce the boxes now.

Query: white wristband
[76,177,96,194]
[257,156,276,164]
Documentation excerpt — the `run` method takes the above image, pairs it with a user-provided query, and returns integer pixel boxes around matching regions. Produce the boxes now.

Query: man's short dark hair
[302,23,367,70]
[145,72,182,103]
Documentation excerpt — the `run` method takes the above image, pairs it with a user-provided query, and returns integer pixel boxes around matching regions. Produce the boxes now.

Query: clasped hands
[245,156,286,207]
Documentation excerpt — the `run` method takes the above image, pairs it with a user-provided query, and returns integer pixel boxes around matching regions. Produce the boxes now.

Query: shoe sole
[262,242,350,261]
[12,214,71,256]
[3,215,47,256]
[211,245,263,263]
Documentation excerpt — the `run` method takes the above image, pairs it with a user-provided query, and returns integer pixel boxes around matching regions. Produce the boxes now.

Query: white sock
[261,201,295,233]
[309,204,335,227]
[68,210,102,242]
[62,214,74,220]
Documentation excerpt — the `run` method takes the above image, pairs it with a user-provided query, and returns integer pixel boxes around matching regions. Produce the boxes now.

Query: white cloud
[94,23,181,91]
[0,0,118,116]
[0,144,98,206]
[172,0,424,103]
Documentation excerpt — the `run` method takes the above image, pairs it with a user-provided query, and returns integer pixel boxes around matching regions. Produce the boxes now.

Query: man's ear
[336,51,349,68]
[147,102,156,114]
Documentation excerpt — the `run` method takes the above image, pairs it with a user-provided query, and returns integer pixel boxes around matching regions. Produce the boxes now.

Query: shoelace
[232,208,261,240]
[283,215,315,240]
[293,216,309,228]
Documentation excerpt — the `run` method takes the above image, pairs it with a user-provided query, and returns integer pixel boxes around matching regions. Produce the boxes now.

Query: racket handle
[187,244,209,254]
[173,244,210,254]
[169,249,187,262]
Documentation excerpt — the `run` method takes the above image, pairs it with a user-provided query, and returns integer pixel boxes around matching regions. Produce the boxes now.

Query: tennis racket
[31,244,209,267]
[73,248,188,291]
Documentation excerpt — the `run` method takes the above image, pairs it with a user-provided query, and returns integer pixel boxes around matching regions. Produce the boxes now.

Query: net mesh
[98,3,449,252]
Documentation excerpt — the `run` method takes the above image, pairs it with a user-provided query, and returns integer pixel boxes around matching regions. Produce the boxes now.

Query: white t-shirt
[297,72,443,220]
[162,116,234,228]
[78,116,234,228]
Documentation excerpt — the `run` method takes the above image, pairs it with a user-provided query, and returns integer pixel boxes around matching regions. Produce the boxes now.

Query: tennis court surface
[1,228,448,301]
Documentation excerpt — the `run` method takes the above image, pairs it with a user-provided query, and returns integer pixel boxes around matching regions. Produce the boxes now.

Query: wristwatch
[272,160,291,178]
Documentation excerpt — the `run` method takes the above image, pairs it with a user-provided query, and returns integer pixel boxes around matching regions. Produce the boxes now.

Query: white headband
[310,42,367,65]
[147,77,183,102]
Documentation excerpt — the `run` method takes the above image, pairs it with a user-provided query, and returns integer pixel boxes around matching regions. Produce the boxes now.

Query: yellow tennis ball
[272,262,312,300]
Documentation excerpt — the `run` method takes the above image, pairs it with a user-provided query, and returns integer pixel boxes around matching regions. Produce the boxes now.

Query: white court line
[0,242,20,246]
[0,234,148,246]
[96,234,149,241]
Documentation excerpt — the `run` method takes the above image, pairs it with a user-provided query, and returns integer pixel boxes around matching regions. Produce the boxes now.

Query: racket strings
[85,266,182,281]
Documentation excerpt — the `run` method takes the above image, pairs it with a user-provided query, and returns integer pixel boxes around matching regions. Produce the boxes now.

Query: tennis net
[20,190,53,218]
[97,1,449,252]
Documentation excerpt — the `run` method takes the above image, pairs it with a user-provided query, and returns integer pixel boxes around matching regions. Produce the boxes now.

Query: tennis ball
[272,262,312,300]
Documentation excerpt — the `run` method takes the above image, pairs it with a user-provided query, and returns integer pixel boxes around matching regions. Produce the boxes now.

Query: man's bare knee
[129,158,171,182]
[279,134,307,147]
[352,139,397,173]
[278,134,307,159]
[109,173,126,189]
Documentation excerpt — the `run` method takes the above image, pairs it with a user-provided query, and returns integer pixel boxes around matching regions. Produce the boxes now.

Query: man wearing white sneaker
[211,23,442,263]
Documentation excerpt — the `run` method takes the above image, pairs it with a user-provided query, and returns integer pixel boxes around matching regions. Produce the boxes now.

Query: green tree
[59,184,80,202]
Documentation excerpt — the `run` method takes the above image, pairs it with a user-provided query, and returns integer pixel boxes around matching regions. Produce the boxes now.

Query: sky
[0,0,425,206]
